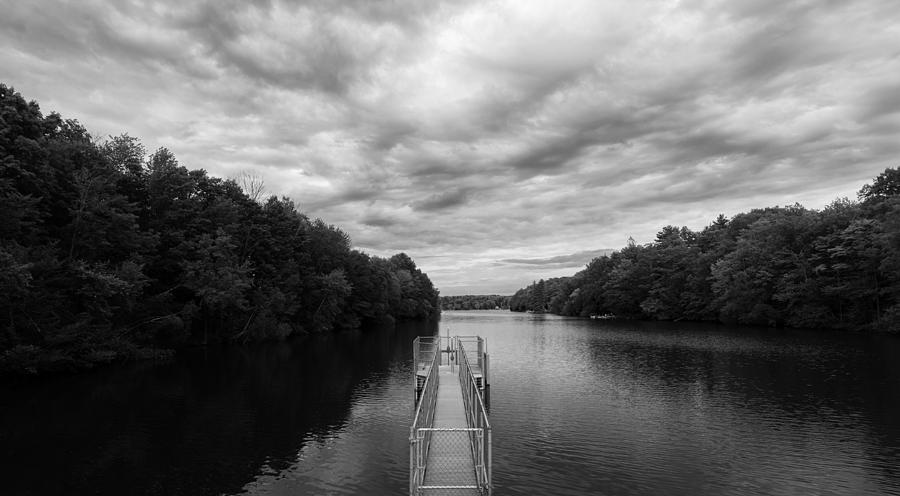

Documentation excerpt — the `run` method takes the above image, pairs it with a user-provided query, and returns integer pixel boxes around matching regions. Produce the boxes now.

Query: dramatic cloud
[500,249,617,268]
[3,0,899,294]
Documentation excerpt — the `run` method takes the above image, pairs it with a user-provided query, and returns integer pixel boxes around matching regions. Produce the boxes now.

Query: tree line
[441,295,510,310]
[0,84,440,375]
[510,169,900,333]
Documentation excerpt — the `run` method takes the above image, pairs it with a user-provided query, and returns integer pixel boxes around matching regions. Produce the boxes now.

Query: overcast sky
[3,0,899,295]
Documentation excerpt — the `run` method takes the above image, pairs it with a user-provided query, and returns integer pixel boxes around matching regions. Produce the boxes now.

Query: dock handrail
[410,336,441,493]
[457,337,492,492]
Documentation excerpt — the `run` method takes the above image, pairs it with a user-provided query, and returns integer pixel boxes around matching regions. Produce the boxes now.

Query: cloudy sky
[2,0,899,295]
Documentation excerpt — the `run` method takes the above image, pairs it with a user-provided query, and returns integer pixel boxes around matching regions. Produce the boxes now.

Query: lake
[1,311,898,495]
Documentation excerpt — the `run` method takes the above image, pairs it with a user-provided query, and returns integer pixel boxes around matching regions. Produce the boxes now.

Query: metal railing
[456,336,484,371]
[410,336,441,494]
[413,336,440,380]
[412,427,484,494]
[410,335,492,495]
[457,337,491,493]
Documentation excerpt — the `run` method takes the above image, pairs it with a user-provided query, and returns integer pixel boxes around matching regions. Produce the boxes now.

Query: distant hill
[441,295,510,310]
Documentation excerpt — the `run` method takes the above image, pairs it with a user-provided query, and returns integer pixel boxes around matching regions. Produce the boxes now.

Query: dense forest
[441,295,510,310]
[0,84,439,375]
[511,169,900,333]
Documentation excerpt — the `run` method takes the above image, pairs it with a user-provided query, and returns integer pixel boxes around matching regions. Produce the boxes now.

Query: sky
[2,0,899,295]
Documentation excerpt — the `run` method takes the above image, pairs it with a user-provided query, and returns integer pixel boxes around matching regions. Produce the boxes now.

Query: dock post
[477,337,484,371]
[486,427,493,495]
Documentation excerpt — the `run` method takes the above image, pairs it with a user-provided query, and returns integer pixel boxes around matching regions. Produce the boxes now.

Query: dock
[410,336,492,495]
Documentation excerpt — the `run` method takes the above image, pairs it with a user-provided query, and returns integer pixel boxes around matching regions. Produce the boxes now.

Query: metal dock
[410,335,492,495]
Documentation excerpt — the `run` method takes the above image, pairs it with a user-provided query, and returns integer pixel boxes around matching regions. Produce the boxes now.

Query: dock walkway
[422,365,479,492]
[410,336,491,495]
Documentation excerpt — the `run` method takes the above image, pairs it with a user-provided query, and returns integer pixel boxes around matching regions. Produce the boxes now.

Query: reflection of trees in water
[0,320,437,495]
[470,313,900,496]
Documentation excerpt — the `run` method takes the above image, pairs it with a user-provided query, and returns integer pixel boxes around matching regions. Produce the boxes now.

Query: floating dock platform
[410,335,491,495]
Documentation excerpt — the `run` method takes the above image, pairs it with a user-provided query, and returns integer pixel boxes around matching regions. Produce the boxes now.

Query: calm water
[1,312,899,495]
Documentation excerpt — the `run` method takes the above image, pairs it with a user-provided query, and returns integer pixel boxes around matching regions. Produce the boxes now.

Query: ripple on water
[4,313,895,496]
[441,311,900,496]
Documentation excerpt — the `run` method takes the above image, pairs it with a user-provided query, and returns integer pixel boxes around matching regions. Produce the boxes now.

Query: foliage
[441,295,510,310]
[510,169,900,332]
[0,84,439,375]
[509,278,571,313]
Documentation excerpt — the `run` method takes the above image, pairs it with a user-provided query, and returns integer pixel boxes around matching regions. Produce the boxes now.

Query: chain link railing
[412,428,484,495]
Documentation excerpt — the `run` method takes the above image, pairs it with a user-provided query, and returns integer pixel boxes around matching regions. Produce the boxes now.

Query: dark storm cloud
[364,119,419,151]
[4,0,899,294]
[1,3,216,81]
[412,188,472,212]
[499,249,616,268]
[0,3,113,58]
[406,159,460,179]
[306,0,469,29]
[726,21,836,86]
[860,84,900,121]
[0,0,464,95]
[360,214,397,228]
[161,0,477,94]
[190,4,385,93]
[334,186,381,205]
[508,132,597,175]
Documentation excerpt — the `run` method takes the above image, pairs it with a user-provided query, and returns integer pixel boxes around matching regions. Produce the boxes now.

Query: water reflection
[0,321,436,496]
[2,312,898,496]
[444,312,900,496]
